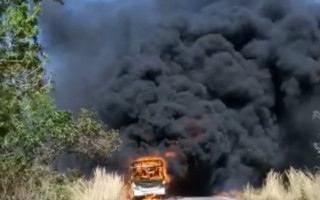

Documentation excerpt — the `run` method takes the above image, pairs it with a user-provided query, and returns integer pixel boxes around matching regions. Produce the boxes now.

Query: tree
[0,1,121,199]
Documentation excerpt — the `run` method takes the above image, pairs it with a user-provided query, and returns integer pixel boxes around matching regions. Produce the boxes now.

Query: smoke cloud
[40,0,320,196]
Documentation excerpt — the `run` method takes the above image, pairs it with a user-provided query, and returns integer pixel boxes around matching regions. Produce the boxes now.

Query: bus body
[129,158,167,199]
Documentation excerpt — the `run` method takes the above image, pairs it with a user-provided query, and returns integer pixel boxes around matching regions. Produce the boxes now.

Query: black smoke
[40,0,320,196]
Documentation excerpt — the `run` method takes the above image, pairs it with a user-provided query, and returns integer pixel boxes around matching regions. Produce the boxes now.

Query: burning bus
[127,155,171,200]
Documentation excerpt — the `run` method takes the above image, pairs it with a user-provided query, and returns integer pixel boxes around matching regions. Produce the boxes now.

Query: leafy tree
[0,1,121,198]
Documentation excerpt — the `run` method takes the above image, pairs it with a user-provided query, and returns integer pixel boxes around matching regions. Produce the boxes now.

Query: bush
[70,167,126,200]
[242,168,320,200]
[72,109,121,160]
[0,155,71,200]
[0,2,122,200]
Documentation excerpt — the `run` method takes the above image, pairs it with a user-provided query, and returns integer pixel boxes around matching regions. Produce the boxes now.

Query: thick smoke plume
[41,0,320,196]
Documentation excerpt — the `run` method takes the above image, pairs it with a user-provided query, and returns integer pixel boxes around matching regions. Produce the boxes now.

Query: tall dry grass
[1,177,65,200]
[0,165,71,200]
[242,168,320,200]
[70,167,126,200]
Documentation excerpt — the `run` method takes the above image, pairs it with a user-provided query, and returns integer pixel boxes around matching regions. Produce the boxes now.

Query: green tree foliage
[0,1,121,198]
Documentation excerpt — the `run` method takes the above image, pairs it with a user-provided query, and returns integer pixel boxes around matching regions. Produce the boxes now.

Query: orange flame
[143,194,160,200]
[127,152,176,200]
[131,155,171,184]
[164,151,178,158]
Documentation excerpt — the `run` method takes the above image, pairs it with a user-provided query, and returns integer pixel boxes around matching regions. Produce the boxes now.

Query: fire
[164,151,178,158]
[143,194,160,200]
[131,155,171,184]
[127,153,175,200]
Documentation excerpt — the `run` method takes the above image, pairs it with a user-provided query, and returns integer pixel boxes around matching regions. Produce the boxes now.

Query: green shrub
[0,155,72,200]
[0,2,121,199]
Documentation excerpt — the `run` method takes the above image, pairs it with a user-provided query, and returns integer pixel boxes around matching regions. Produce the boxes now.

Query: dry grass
[1,178,63,200]
[0,165,71,200]
[242,168,320,200]
[70,167,126,200]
